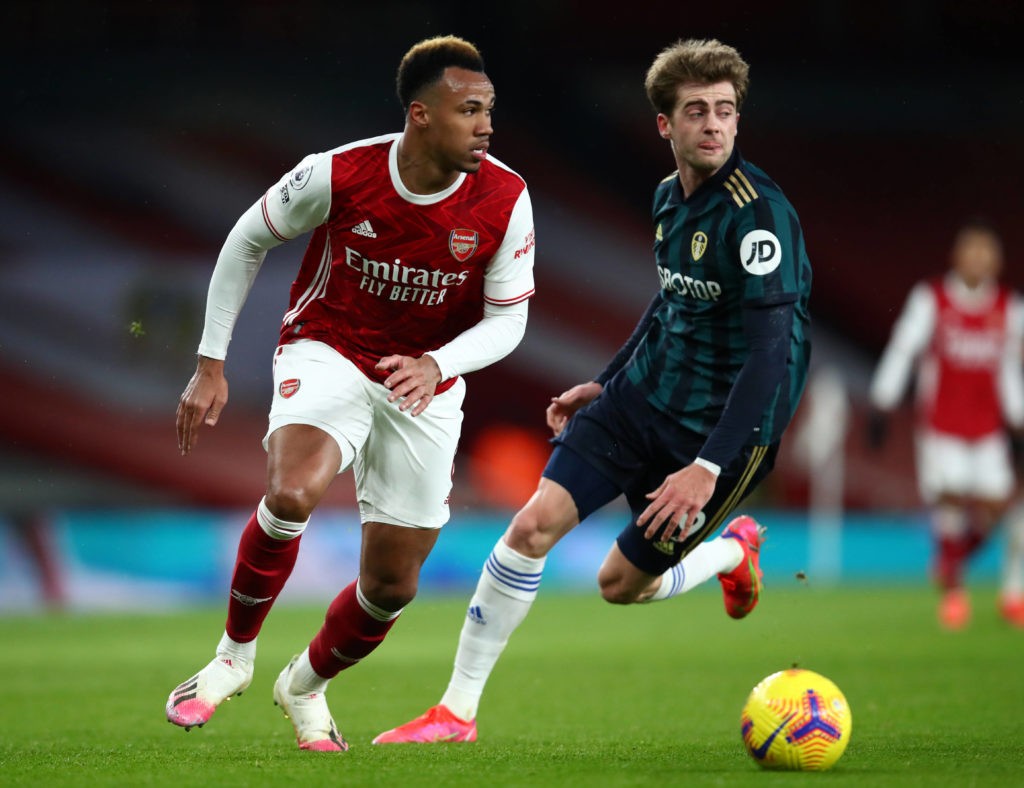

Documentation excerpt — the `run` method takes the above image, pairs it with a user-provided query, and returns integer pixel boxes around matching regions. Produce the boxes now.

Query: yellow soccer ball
[740,669,852,771]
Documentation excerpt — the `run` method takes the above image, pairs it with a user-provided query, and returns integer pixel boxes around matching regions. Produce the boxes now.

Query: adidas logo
[467,604,486,625]
[351,219,377,238]
[653,540,676,556]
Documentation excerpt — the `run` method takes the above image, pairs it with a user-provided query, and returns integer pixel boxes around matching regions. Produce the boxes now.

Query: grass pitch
[2,585,1022,786]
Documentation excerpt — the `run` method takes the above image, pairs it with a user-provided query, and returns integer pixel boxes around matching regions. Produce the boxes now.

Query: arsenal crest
[279,378,301,399]
[449,229,479,262]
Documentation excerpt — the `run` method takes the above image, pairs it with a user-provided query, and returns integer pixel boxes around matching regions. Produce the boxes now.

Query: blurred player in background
[999,499,1024,627]
[5,512,65,609]
[165,35,536,751]
[375,38,812,744]
[867,218,1024,629]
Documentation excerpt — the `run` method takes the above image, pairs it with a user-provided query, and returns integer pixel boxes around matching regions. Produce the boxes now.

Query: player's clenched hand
[176,356,228,456]
[546,381,603,436]
[636,463,717,542]
[377,354,442,417]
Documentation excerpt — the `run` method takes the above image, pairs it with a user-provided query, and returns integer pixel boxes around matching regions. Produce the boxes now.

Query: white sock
[439,539,545,721]
[287,647,329,695]
[1003,507,1024,597]
[647,536,743,602]
[216,631,256,666]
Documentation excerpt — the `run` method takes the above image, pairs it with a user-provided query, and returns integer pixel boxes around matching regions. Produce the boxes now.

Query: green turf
[2,585,1022,786]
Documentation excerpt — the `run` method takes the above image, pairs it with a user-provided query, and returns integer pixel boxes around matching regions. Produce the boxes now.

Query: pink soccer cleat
[939,588,970,630]
[372,704,477,744]
[166,656,253,731]
[717,515,766,620]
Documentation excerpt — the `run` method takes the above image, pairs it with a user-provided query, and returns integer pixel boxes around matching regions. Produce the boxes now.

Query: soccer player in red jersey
[868,219,1024,629]
[164,35,535,751]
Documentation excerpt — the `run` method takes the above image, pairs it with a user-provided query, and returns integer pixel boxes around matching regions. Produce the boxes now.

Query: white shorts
[915,429,1014,504]
[264,340,465,529]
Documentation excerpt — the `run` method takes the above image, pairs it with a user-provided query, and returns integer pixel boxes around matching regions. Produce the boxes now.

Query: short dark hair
[396,35,485,111]
[957,216,999,238]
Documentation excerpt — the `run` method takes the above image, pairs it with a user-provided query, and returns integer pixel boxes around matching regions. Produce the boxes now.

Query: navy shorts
[542,373,778,575]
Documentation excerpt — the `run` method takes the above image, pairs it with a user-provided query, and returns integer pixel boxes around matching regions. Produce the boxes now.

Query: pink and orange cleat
[372,704,477,744]
[717,515,766,620]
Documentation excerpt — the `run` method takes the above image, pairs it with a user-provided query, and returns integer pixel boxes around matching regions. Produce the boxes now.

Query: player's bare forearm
[546,381,603,436]
[176,355,228,455]
[637,463,717,542]
[377,354,442,417]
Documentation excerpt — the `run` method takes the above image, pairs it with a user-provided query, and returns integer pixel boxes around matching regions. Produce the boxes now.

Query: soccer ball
[740,669,852,771]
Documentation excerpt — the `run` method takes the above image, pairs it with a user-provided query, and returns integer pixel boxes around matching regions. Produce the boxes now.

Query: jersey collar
[945,272,1000,312]
[388,136,468,205]
[669,147,743,208]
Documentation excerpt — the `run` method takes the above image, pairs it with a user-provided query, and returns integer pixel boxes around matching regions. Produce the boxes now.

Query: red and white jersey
[870,273,1024,438]
[260,133,535,393]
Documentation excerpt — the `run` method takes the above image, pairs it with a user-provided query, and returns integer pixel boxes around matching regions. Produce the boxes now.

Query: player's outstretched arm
[545,381,602,436]
[176,356,228,455]
[637,463,717,543]
[377,354,442,417]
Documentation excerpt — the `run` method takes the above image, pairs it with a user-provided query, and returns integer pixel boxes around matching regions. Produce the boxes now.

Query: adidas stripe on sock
[647,536,743,602]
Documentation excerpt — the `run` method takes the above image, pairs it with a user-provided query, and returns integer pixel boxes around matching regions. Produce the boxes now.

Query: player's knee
[264,484,318,522]
[597,569,639,605]
[505,509,556,558]
[359,572,418,612]
[599,581,637,605]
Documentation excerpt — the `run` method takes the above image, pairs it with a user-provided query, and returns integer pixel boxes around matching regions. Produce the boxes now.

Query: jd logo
[740,230,782,275]
[691,231,708,261]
